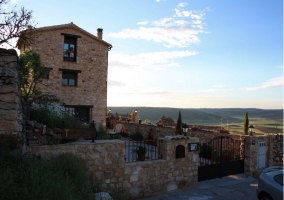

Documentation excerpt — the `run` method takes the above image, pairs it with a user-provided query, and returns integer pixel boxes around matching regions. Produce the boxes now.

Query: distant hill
[199,108,283,119]
[107,107,283,125]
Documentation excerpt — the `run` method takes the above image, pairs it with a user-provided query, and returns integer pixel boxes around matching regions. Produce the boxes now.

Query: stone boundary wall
[26,137,199,198]
[115,122,175,139]
[244,134,283,175]
[116,122,240,144]
[267,134,283,166]
[0,48,23,138]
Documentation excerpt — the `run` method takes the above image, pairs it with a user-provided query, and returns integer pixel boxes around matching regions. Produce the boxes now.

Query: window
[74,107,90,122]
[59,69,81,86]
[42,67,52,79]
[63,36,77,62]
[62,71,77,86]
[274,174,283,186]
[64,105,93,123]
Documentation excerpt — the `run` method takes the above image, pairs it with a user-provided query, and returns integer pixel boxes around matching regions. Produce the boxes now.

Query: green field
[225,117,283,135]
[108,107,283,135]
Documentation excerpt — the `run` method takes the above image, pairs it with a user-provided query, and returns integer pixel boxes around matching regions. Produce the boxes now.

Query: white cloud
[156,0,167,2]
[108,4,210,48]
[109,50,198,69]
[245,77,283,90]
[177,3,187,8]
[137,21,148,25]
[10,0,21,4]
[109,27,200,48]
[108,80,125,87]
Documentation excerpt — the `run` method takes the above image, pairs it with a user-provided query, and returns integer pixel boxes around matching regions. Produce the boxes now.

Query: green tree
[176,110,182,134]
[18,48,46,101]
[142,119,151,125]
[18,48,47,121]
[244,112,249,135]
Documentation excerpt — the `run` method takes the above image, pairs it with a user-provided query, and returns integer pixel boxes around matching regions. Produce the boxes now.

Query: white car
[256,166,283,200]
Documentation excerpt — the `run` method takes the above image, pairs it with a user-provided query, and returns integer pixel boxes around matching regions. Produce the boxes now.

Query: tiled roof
[156,115,176,127]
[17,22,112,49]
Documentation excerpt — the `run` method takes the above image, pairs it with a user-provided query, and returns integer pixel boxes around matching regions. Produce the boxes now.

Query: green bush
[30,102,74,128]
[97,123,110,139]
[113,134,122,139]
[0,152,92,200]
[0,151,133,200]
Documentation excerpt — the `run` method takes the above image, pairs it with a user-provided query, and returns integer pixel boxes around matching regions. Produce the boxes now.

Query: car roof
[262,166,283,173]
[261,166,283,176]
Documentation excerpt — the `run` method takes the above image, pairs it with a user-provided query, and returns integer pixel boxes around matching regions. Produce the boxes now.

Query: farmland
[108,107,283,135]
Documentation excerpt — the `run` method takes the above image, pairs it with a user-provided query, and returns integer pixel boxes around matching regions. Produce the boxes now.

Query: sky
[2,0,283,109]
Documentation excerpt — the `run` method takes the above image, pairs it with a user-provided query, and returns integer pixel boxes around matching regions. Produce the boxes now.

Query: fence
[124,139,161,162]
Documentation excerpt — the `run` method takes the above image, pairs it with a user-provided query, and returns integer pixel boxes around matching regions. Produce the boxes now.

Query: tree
[244,112,249,135]
[18,48,46,101]
[176,110,182,134]
[0,0,36,47]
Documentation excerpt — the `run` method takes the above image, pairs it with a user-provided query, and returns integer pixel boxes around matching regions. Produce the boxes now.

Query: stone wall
[0,49,23,139]
[244,134,283,175]
[267,134,283,166]
[26,137,199,198]
[116,122,176,139]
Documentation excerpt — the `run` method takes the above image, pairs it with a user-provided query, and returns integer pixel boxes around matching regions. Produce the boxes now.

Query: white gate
[258,141,266,168]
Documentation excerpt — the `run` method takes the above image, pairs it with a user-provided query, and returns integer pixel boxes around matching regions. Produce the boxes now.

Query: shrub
[97,123,110,139]
[0,152,93,200]
[30,102,74,128]
[133,146,147,154]
[113,134,122,139]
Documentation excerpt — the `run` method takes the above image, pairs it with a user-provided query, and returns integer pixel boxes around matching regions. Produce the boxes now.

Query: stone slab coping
[125,159,166,166]
[161,136,199,141]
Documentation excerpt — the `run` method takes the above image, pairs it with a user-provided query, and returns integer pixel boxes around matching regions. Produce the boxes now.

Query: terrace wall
[26,137,200,198]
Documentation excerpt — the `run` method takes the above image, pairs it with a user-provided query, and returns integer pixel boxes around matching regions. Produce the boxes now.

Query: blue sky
[4,0,283,109]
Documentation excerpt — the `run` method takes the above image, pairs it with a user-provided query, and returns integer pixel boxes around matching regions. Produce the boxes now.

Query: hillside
[107,107,283,125]
[108,107,283,125]
[199,108,283,119]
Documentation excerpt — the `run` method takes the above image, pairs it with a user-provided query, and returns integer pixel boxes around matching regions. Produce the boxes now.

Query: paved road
[139,174,258,200]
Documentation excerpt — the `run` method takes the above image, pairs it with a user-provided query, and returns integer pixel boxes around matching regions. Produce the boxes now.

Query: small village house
[17,23,112,125]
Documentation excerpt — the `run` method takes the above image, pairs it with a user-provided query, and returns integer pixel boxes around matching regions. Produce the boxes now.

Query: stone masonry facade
[244,134,283,175]
[26,137,199,198]
[0,49,23,137]
[17,23,112,125]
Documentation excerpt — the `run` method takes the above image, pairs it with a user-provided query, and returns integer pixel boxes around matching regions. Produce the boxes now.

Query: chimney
[97,28,103,40]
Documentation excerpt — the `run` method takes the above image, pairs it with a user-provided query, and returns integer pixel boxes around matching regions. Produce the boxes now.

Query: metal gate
[198,136,245,182]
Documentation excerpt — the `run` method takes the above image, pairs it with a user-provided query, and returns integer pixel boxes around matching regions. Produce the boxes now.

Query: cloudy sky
[3,0,283,109]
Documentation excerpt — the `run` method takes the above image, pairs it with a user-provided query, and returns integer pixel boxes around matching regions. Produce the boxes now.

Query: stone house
[17,23,112,125]
[156,115,176,127]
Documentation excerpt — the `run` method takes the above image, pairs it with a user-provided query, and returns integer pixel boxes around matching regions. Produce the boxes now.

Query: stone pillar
[244,135,270,175]
[0,49,23,144]
[267,134,283,166]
